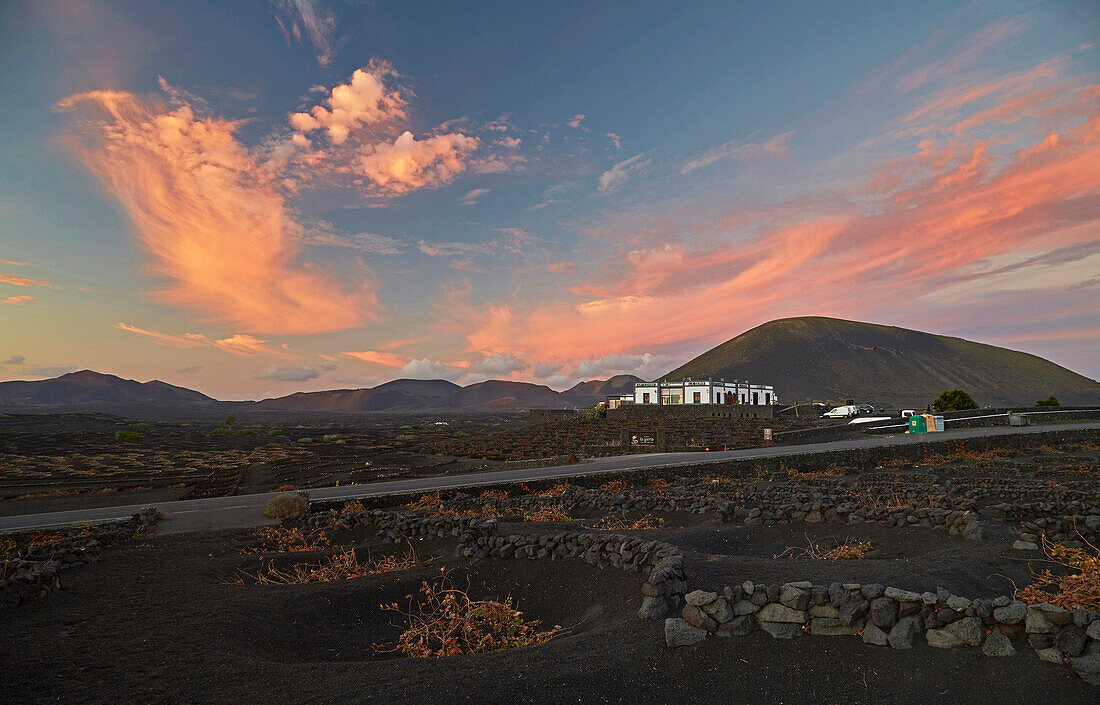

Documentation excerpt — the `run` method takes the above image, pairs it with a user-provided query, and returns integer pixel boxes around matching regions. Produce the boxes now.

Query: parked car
[856,404,875,415]
[822,404,859,418]
[900,409,916,419]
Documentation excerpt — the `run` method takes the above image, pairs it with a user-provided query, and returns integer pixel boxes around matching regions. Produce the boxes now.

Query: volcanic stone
[665,618,707,648]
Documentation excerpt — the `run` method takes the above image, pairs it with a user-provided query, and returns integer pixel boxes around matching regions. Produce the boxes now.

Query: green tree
[1035,396,1060,407]
[586,405,607,420]
[224,415,237,429]
[844,398,855,406]
[932,389,977,411]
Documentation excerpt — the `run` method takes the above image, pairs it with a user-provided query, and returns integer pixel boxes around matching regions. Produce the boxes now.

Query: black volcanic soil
[2,525,1095,705]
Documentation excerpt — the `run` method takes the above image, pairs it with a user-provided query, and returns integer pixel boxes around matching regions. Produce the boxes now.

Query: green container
[908,415,927,434]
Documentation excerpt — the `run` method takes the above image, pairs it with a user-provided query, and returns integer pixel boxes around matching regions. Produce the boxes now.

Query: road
[2,421,1097,535]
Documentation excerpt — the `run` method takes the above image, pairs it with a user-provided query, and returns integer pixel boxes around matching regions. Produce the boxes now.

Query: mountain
[256,379,461,412]
[0,370,215,407]
[444,380,570,411]
[258,379,570,412]
[561,374,644,407]
[664,317,1100,408]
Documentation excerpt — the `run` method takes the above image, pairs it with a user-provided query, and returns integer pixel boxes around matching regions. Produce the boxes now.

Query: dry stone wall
[665,579,1100,685]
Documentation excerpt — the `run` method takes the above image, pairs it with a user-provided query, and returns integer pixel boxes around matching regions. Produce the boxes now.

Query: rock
[870,597,898,630]
[884,587,922,602]
[741,580,754,595]
[732,600,759,616]
[716,615,755,637]
[1026,605,1059,634]
[637,596,668,620]
[991,595,1011,608]
[926,628,965,649]
[808,605,839,618]
[862,622,889,646]
[759,621,803,639]
[982,629,1016,657]
[1087,620,1100,640]
[1056,625,1088,657]
[808,617,864,636]
[861,583,885,599]
[888,616,919,649]
[756,603,807,623]
[1012,540,1039,551]
[682,604,718,632]
[946,617,983,646]
[665,618,707,648]
[963,520,983,541]
[993,601,1027,625]
[685,590,718,607]
[1035,646,1063,663]
[779,584,811,611]
[702,597,734,624]
[1068,642,1100,686]
[946,596,971,611]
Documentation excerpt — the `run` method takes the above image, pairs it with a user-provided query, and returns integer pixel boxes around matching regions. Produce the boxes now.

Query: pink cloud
[59,87,378,335]
[2,296,35,304]
[116,322,284,356]
[459,61,1100,363]
[340,350,410,367]
[0,273,57,288]
[289,63,405,144]
[359,131,480,195]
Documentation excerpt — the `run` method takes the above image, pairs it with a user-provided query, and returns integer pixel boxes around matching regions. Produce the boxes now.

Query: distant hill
[561,374,643,407]
[259,378,570,412]
[445,380,569,411]
[256,379,462,412]
[0,370,215,407]
[664,317,1100,408]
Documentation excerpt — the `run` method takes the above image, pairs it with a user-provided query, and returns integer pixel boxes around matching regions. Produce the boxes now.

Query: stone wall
[1,507,156,609]
[665,579,1100,685]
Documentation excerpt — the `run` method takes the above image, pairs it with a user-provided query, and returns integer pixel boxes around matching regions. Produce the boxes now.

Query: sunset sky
[0,0,1097,400]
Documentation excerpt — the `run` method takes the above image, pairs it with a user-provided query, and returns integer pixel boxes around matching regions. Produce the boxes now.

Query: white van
[822,405,859,418]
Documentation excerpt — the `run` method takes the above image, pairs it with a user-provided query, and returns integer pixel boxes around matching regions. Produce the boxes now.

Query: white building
[628,379,776,406]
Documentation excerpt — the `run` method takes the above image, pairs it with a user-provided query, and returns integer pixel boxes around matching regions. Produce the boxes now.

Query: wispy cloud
[459,188,490,206]
[116,323,285,357]
[680,131,794,175]
[0,273,57,288]
[598,153,651,194]
[59,84,379,335]
[258,362,335,381]
[341,350,410,367]
[2,296,35,304]
[272,0,337,68]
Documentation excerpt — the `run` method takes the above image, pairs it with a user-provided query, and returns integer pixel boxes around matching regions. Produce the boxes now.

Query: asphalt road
[2,421,1097,535]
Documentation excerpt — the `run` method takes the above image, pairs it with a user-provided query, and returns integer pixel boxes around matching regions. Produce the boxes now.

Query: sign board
[631,434,656,446]
[763,428,773,441]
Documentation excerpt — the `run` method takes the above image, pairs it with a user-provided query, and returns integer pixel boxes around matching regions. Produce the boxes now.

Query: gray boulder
[665,618,707,648]
[992,601,1026,625]
[756,603,806,623]
[927,628,965,649]
[946,616,984,646]
[637,596,668,620]
[684,590,718,607]
[982,629,1016,657]
[759,621,803,639]
[888,616,919,649]
[862,622,889,646]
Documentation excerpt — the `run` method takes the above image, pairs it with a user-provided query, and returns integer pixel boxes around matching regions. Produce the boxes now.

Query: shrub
[454,431,470,438]
[212,427,231,436]
[776,535,873,560]
[267,429,284,437]
[244,546,417,584]
[1035,396,1061,407]
[296,437,313,444]
[114,431,142,442]
[236,429,257,436]
[932,388,978,411]
[586,405,607,420]
[1017,538,1099,611]
[322,433,342,442]
[263,492,310,519]
[127,422,152,430]
[382,569,562,657]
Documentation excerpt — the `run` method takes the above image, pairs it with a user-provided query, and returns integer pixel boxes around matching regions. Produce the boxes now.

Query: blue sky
[0,0,1097,399]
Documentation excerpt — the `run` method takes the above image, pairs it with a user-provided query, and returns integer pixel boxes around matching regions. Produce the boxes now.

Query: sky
[0,0,1097,401]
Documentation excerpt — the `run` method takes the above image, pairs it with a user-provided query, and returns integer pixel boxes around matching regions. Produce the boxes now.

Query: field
[3,428,1100,703]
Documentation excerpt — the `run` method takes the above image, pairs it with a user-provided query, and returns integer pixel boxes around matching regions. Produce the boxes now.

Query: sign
[763,428,773,441]
[631,434,656,445]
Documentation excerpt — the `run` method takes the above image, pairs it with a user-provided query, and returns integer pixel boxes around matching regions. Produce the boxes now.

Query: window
[765,392,771,404]
[642,393,650,403]
[752,392,758,405]
[693,392,701,403]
